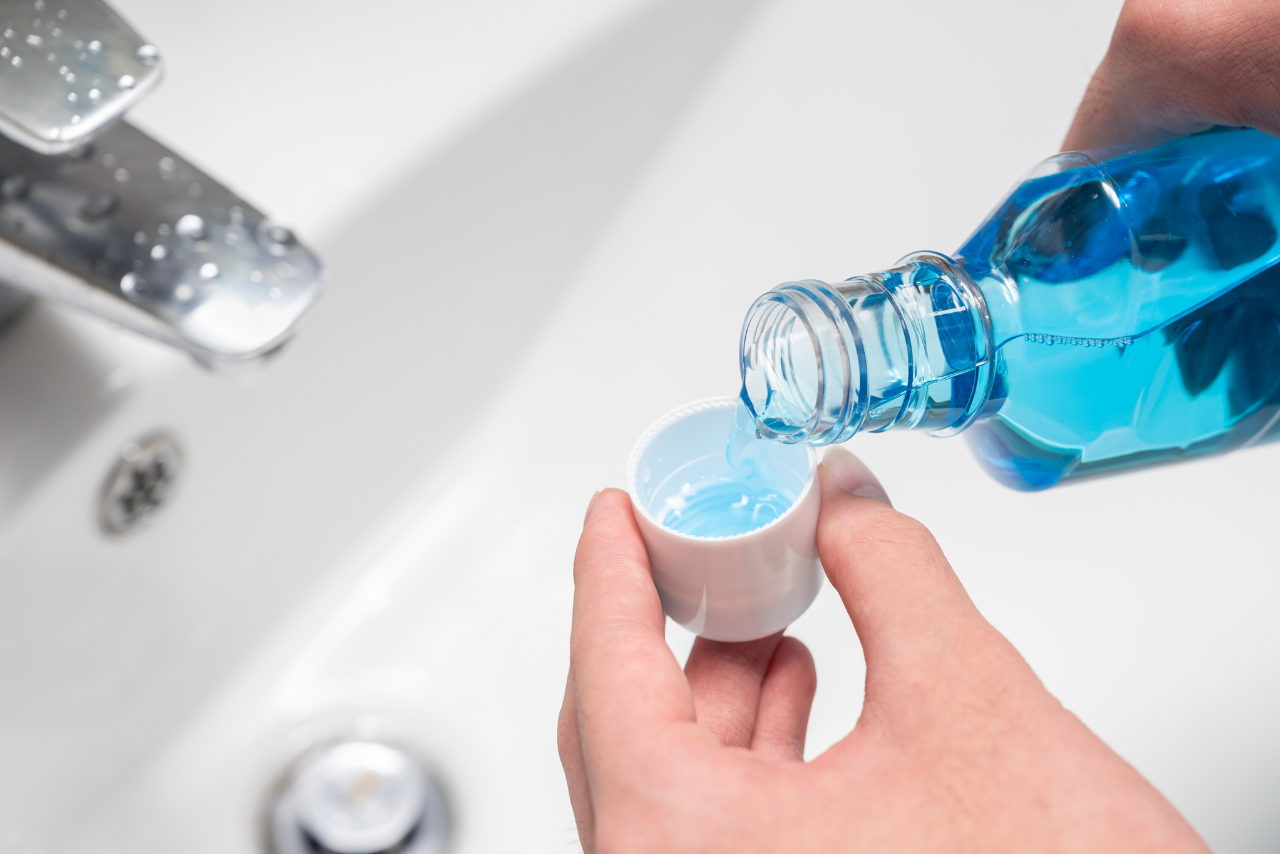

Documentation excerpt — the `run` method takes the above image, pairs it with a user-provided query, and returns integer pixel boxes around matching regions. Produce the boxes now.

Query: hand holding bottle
[558,448,1209,853]
[1064,0,1280,149]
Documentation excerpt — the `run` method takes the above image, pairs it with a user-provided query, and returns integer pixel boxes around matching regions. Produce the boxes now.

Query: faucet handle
[0,0,161,154]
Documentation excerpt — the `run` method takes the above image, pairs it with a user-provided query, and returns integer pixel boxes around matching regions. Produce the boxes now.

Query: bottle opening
[739,280,869,445]
[739,257,993,446]
[740,294,823,441]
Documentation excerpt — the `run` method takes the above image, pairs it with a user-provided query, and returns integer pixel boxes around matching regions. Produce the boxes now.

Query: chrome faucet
[0,0,321,367]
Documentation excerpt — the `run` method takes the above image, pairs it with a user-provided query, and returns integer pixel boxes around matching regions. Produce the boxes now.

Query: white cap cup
[626,397,822,642]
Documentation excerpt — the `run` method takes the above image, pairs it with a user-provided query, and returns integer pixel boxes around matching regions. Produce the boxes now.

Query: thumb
[816,448,984,689]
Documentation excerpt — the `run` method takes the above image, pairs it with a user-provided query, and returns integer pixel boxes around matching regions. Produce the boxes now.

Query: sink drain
[99,434,182,535]
[269,741,450,854]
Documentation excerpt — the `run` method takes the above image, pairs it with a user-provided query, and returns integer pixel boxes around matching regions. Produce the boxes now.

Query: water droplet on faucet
[150,244,166,260]
[25,34,42,47]
[11,56,21,67]
[117,74,135,90]
[265,223,294,244]
[87,39,101,53]
[136,44,158,65]
[174,283,194,302]
[88,87,100,102]
[175,214,206,240]
[199,262,219,280]
[259,220,296,255]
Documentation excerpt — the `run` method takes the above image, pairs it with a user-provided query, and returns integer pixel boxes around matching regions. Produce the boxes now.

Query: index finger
[570,489,694,768]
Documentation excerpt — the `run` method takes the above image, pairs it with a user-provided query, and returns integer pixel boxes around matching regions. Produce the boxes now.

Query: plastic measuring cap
[626,396,822,642]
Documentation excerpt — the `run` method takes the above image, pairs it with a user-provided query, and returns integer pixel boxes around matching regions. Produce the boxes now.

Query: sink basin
[2,1,1278,852]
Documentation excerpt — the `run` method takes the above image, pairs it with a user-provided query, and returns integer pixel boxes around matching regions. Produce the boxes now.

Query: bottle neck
[739,251,995,445]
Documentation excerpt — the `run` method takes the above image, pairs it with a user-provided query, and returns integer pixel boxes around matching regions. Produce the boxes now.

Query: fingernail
[583,489,604,527]
[821,447,891,505]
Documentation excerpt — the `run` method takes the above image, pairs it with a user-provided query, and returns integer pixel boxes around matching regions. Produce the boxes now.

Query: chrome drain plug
[269,741,449,854]
[99,433,182,535]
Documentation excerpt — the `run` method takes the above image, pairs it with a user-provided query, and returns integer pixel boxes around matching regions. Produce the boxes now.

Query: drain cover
[269,741,450,854]
[99,433,182,535]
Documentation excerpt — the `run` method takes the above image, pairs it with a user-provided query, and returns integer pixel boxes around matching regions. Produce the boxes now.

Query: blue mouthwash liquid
[738,127,1280,490]
[654,403,801,537]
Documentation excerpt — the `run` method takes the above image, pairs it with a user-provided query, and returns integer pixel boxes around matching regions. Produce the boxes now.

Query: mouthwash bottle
[739,127,1280,490]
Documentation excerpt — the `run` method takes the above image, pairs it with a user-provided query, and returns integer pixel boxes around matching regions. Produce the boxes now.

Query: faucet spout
[0,122,323,366]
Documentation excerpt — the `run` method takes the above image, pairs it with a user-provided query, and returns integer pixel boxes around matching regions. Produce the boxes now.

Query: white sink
[2,1,1278,852]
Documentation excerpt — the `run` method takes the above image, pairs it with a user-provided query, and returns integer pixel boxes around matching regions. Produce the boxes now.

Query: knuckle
[1111,0,1275,76]
[574,526,650,584]
[821,500,953,580]
[777,635,816,673]
[853,507,939,554]
[1107,0,1280,131]
[1111,0,1204,59]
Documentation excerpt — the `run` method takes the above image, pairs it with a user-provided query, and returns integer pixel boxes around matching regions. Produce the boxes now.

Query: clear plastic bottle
[740,127,1280,490]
